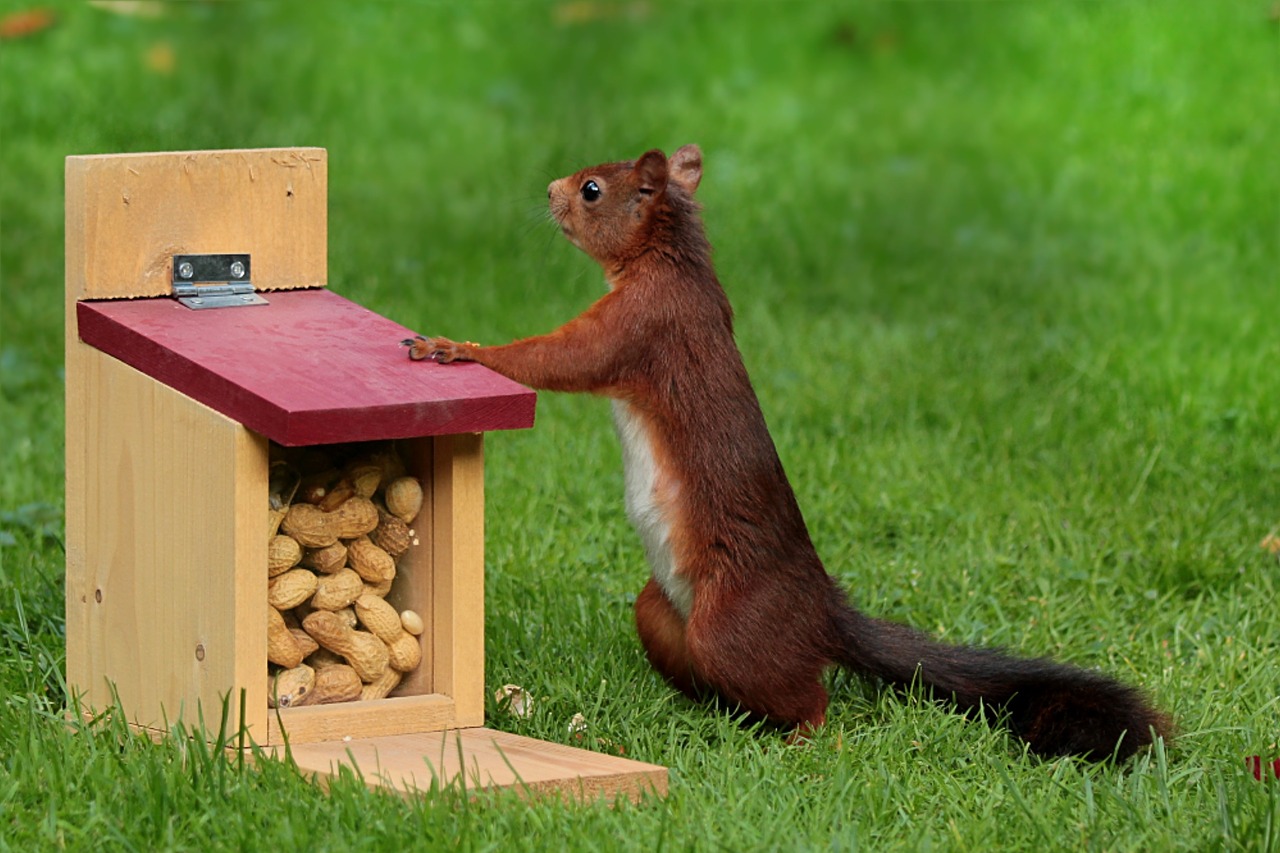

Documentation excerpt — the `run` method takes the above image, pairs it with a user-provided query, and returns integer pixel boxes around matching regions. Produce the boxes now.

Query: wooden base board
[269,727,667,803]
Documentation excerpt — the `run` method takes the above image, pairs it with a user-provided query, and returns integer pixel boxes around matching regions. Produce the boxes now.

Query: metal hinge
[172,254,268,309]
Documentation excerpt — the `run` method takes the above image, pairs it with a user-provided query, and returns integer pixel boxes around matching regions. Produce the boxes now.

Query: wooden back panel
[65,148,327,301]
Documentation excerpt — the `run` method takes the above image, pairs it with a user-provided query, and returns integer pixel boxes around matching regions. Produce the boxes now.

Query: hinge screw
[178,261,195,279]
[229,260,246,279]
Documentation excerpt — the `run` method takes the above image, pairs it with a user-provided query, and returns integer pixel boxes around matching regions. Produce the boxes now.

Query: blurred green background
[1,1,1278,849]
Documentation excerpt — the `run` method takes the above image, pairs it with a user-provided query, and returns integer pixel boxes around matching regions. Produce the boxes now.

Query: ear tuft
[634,149,669,196]
[668,144,702,195]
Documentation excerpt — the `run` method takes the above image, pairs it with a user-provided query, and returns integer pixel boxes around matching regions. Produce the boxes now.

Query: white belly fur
[611,400,693,618]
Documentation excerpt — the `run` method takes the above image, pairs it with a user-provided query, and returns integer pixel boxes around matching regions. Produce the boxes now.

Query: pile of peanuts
[265,443,426,708]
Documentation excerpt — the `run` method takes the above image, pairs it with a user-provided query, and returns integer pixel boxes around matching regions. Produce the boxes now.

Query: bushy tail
[832,606,1170,761]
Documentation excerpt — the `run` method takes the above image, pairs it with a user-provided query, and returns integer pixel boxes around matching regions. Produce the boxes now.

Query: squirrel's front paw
[401,335,475,364]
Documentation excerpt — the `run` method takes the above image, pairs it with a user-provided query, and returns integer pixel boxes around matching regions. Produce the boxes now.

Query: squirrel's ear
[668,144,702,195]
[634,149,669,196]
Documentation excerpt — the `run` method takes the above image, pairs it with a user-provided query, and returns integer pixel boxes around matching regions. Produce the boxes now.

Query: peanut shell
[267,605,303,668]
[301,541,347,574]
[268,568,318,610]
[332,496,379,539]
[347,464,383,498]
[311,568,364,611]
[361,669,402,702]
[289,627,319,658]
[317,480,356,513]
[269,664,315,709]
[347,537,395,583]
[387,633,422,673]
[353,593,403,644]
[281,503,339,548]
[297,467,341,505]
[299,664,363,705]
[369,508,411,558]
[302,610,389,682]
[362,578,393,598]
[385,477,424,523]
[268,535,304,577]
[305,647,346,670]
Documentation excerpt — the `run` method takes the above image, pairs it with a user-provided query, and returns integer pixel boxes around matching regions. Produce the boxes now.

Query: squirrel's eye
[581,180,601,202]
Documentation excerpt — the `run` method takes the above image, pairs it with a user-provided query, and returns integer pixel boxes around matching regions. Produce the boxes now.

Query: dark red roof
[77,288,535,446]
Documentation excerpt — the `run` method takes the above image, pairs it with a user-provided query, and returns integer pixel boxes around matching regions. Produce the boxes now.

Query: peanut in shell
[268,535,304,577]
[268,508,286,538]
[361,669,402,702]
[332,496,379,539]
[301,541,347,574]
[353,593,403,643]
[289,627,319,658]
[384,477,424,523]
[267,605,303,668]
[369,508,412,558]
[347,464,383,498]
[299,664,363,705]
[311,568,364,611]
[269,664,315,709]
[303,610,389,683]
[387,633,422,672]
[281,503,339,548]
[347,537,395,583]
[363,578,394,598]
[268,568,318,610]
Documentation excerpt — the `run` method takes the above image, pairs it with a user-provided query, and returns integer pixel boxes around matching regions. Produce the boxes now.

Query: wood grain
[277,727,668,803]
[268,694,457,745]
[431,433,487,727]
[64,348,269,736]
[65,148,327,301]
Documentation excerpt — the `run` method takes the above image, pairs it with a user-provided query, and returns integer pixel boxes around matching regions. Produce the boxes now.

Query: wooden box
[64,148,666,801]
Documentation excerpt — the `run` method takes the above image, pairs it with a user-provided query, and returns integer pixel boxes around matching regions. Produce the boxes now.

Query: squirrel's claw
[403,335,434,361]
[404,335,472,363]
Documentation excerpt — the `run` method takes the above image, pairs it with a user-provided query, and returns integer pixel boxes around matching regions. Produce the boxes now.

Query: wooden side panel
[65,148,327,301]
[65,348,269,737]
[278,727,668,803]
[431,433,486,726]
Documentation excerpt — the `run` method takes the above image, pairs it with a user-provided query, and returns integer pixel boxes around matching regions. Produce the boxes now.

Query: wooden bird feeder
[63,147,666,801]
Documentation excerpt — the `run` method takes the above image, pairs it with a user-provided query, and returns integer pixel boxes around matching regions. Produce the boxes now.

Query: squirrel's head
[548,144,703,271]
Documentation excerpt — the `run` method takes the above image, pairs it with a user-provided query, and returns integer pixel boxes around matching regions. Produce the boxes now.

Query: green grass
[3,0,1279,849]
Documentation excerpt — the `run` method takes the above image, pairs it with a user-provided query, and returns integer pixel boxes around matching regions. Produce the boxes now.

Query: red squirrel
[403,145,1170,760]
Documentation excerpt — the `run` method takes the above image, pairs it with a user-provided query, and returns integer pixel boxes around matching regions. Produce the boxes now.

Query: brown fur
[405,145,1170,760]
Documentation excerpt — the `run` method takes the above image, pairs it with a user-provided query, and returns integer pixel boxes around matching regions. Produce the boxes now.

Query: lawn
[2,1,1278,850]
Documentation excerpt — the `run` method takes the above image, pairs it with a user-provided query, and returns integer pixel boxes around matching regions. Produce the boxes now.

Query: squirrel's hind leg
[634,578,699,698]
[684,594,831,733]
